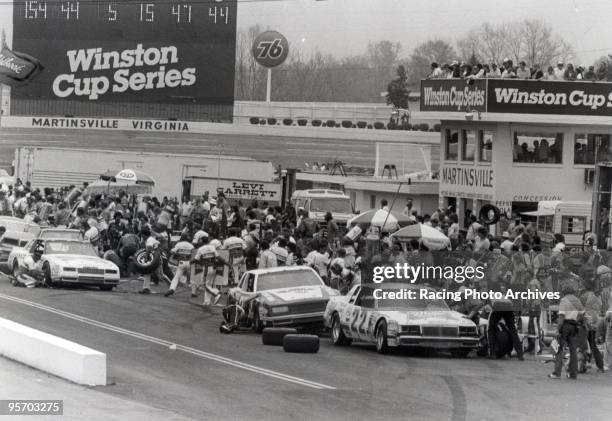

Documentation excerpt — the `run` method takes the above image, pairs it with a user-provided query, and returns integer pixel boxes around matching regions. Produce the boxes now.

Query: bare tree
[457,19,573,67]
[235,25,267,100]
[406,39,457,84]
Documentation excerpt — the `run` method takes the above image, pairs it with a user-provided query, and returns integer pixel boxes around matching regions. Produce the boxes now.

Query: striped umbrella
[348,209,413,232]
[100,169,156,186]
[390,223,451,250]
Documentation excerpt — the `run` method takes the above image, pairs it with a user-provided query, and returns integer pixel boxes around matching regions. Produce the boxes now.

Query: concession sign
[11,1,237,117]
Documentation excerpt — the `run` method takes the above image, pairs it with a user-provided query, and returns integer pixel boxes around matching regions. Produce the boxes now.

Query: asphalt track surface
[0,128,376,171]
[0,276,610,421]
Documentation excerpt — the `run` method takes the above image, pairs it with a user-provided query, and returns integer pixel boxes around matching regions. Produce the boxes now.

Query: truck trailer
[14,147,277,200]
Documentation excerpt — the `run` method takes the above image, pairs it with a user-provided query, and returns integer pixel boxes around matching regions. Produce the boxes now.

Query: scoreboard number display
[12,0,238,120]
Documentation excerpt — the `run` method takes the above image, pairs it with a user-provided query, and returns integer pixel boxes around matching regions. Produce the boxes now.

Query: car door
[341,286,361,336]
[350,287,373,340]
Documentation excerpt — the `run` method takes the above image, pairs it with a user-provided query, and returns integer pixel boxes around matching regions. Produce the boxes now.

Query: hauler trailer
[14,147,276,200]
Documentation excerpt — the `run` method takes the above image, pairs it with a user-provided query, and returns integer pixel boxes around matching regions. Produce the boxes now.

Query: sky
[1,0,611,64]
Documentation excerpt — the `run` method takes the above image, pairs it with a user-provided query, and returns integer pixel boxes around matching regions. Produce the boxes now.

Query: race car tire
[282,334,320,353]
[12,261,19,278]
[375,321,389,354]
[262,327,297,346]
[43,263,56,288]
[479,204,500,226]
[133,249,161,275]
[450,349,471,358]
[253,307,264,333]
[331,313,351,346]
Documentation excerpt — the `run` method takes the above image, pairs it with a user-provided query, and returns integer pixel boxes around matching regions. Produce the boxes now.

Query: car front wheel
[331,314,351,346]
[253,307,264,333]
[375,321,389,354]
[43,264,55,288]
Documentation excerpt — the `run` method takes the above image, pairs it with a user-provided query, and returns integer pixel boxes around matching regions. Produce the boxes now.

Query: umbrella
[84,179,152,196]
[348,209,413,232]
[391,223,451,250]
[100,169,155,186]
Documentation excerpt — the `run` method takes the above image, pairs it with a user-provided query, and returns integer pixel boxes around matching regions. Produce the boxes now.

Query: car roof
[247,266,317,276]
[36,238,89,244]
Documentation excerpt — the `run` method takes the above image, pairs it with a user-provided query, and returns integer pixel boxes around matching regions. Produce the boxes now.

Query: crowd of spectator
[428,58,612,82]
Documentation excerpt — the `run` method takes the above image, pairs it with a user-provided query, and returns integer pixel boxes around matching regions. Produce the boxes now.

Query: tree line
[235,19,611,103]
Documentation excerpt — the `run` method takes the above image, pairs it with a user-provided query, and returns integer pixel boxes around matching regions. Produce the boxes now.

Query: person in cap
[0,190,11,216]
[500,231,514,255]
[554,61,565,80]
[549,283,584,379]
[164,234,195,297]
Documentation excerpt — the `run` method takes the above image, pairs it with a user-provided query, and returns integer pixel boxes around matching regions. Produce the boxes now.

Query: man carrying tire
[191,232,222,305]
[164,234,195,297]
[138,227,171,294]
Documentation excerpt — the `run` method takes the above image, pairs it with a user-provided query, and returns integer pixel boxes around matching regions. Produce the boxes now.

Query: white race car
[8,238,120,290]
[324,283,479,356]
[228,266,339,332]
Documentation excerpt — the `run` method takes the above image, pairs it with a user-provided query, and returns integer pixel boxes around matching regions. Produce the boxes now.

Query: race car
[0,217,40,264]
[227,266,339,332]
[324,283,479,356]
[8,238,120,290]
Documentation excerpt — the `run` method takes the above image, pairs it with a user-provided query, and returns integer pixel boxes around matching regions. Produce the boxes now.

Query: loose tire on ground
[479,204,501,225]
[282,334,320,353]
[133,249,161,274]
[262,327,298,346]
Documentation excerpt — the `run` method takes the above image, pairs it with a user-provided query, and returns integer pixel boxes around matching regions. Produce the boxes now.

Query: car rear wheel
[331,313,351,346]
[253,307,264,333]
[375,321,389,354]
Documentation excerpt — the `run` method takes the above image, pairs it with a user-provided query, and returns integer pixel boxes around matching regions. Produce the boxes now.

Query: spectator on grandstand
[583,65,597,81]
[501,60,516,78]
[428,62,443,78]
[542,65,556,80]
[564,63,578,81]
[516,61,531,79]
[488,62,502,78]
[554,61,565,80]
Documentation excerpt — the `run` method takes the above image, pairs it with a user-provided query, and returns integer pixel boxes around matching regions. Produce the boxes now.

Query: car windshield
[39,230,82,240]
[310,198,352,213]
[44,241,98,257]
[257,270,323,291]
[0,219,40,235]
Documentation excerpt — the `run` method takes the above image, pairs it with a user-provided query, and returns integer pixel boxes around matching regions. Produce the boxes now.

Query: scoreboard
[11,1,238,121]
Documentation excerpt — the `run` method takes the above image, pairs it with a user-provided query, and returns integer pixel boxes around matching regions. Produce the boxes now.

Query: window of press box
[513,132,563,164]
[561,216,586,235]
[479,131,493,162]
[445,129,459,160]
[574,134,612,165]
[461,130,476,161]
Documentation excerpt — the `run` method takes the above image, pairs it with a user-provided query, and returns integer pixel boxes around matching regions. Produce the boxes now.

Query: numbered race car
[227,266,339,332]
[8,238,120,290]
[324,283,479,356]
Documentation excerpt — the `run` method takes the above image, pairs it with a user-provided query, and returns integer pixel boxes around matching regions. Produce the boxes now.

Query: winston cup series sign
[421,79,612,117]
[12,0,237,106]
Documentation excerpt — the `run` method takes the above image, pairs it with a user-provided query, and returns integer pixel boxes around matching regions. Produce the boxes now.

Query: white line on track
[0,292,335,391]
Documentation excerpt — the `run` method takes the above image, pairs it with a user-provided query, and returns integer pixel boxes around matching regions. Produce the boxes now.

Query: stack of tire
[262,328,319,353]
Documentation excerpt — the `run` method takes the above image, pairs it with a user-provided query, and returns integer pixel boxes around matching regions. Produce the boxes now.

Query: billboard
[420,78,612,117]
[487,79,612,116]
[11,1,237,121]
[420,79,487,112]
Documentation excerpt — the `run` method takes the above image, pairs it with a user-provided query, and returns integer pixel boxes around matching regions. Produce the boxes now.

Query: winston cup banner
[0,45,44,87]
[11,0,237,105]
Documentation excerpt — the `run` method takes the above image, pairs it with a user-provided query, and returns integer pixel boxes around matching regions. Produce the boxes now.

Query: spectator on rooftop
[583,65,597,81]
[564,63,577,81]
[488,62,502,78]
[429,62,443,78]
[516,61,531,79]
[501,60,516,78]
[542,65,556,80]
[553,61,565,80]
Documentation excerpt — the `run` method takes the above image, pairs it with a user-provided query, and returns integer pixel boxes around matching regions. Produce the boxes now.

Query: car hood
[380,310,475,327]
[46,254,116,269]
[259,285,333,305]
